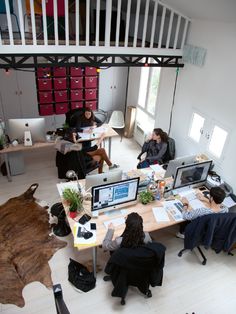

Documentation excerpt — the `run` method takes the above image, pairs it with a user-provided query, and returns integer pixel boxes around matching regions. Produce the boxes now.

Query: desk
[0,125,118,182]
[57,178,180,275]
[0,142,55,182]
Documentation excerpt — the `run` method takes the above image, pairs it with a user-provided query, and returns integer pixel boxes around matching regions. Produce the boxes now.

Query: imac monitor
[85,170,123,191]
[164,154,197,178]
[91,177,140,214]
[173,160,212,190]
[8,118,46,143]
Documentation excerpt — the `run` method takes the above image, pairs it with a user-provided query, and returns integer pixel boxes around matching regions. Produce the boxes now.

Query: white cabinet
[0,69,38,120]
[99,67,128,113]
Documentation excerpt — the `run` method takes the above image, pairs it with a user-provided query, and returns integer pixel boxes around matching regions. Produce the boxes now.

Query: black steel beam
[0,54,184,69]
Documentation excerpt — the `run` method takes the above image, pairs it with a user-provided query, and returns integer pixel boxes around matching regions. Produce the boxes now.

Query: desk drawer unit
[70,89,83,101]
[37,67,51,78]
[53,67,67,77]
[38,78,52,91]
[71,101,83,109]
[85,76,97,88]
[55,103,68,114]
[70,77,83,89]
[54,77,67,90]
[85,67,97,76]
[39,104,54,115]
[70,67,83,76]
[39,91,53,103]
[85,89,97,100]
[85,101,97,110]
[54,90,68,102]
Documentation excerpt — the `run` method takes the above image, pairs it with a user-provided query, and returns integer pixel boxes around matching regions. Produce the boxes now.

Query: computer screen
[91,177,140,214]
[173,160,212,190]
[8,118,46,143]
[164,154,197,178]
[85,170,123,191]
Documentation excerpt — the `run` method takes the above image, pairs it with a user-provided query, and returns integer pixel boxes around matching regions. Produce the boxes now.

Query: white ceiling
[163,0,236,23]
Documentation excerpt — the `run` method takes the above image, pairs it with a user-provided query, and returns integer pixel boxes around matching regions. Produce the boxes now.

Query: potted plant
[62,188,83,218]
[139,191,155,205]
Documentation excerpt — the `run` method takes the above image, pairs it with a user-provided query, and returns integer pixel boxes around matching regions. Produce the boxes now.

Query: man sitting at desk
[176,186,228,238]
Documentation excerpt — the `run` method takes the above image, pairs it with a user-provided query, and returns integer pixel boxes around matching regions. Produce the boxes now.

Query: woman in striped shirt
[176,186,228,238]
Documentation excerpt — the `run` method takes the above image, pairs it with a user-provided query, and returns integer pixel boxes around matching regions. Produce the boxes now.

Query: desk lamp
[66,170,82,193]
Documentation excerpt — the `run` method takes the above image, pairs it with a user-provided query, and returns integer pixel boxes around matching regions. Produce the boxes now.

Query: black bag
[68,258,96,292]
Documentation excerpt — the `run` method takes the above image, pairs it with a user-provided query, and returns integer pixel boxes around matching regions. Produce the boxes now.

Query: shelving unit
[36,66,99,116]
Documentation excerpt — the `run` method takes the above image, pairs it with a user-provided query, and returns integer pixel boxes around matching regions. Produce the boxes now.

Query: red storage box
[54,77,67,90]
[70,77,83,89]
[39,104,54,116]
[85,101,97,111]
[71,101,83,109]
[85,76,97,88]
[37,67,51,78]
[55,90,68,102]
[38,78,52,91]
[70,89,83,101]
[85,89,97,100]
[55,103,68,114]
[70,67,83,76]
[85,67,97,76]
[53,67,67,77]
[39,91,53,103]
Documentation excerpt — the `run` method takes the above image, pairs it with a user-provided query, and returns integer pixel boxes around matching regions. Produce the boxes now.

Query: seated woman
[137,128,168,168]
[56,128,119,174]
[176,186,228,238]
[102,212,152,252]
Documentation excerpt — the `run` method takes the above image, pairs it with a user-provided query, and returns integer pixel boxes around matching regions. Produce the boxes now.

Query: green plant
[139,191,155,205]
[62,188,83,212]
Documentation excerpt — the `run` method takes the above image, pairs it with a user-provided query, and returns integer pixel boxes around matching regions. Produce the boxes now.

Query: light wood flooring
[0,137,236,314]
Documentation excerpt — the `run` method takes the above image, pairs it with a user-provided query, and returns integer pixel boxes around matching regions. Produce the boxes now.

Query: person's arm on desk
[102,223,121,251]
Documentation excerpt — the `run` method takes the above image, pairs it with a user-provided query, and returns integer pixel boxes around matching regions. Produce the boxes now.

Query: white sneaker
[176,232,185,239]
[109,164,120,170]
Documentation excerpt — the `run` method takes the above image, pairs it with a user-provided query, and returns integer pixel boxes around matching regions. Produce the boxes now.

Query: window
[138,65,161,117]
[208,125,228,158]
[188,112,205,143]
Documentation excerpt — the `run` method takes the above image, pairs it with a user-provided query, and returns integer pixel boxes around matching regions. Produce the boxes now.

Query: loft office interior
[0,0,236,314]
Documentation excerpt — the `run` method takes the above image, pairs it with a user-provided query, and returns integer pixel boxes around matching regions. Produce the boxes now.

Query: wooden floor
[0,137,236,314]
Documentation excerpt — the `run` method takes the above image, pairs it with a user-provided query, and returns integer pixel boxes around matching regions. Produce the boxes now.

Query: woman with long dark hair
[137,128,168,168]
[102,212,152,251]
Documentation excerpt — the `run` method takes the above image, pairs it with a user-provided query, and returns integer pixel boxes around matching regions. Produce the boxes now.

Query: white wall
[158,20,236,191]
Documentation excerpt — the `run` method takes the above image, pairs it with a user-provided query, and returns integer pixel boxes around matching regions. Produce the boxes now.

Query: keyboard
[103,217,125,229]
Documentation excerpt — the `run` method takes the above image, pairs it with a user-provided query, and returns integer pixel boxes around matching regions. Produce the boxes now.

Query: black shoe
[103,275,111,282]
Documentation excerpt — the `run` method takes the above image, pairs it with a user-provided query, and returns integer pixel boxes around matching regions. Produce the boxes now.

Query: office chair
[50,202,71,237]
[104,242,166,305]
[178,213,236,265]
[0,0,20,38]
[108,110,125,141]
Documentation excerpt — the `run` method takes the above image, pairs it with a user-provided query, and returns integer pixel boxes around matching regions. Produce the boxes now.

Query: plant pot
[69,211,77,219]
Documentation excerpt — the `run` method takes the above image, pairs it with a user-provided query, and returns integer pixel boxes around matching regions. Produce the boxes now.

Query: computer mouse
[203,191,210,198]
[162,164,168,170]
[83,231,93,240]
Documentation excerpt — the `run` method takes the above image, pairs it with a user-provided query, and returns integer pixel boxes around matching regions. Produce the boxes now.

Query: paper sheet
[152,207,170,222]
[164,200,183,221]
[223,196,236,208]
[74,222,96,246]
[189,199,204,210]
[150,164,165,173]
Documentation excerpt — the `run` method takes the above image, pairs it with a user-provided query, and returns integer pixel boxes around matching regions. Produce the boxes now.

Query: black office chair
[162,137,176,164]
[178,213,236,265]
[104,242,166,305]
[50,202,71,237]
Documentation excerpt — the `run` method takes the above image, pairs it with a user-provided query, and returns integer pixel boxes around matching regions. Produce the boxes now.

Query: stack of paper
[164,200,183,222]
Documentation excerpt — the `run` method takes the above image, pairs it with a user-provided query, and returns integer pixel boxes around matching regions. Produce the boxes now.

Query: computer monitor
[8,118,46,143]
[91,177,140,214]
[173,160,212,190]
[164,154,197,178]
[85,170,123,191]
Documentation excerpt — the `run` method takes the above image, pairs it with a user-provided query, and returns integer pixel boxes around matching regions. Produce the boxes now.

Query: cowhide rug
[0,184,67,307]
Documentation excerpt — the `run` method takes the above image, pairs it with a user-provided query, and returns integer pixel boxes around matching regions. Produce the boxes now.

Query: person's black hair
[153,128,168,143]
[120,212,145,248]
[81,108,95,123]
[63,127,78,143]
[210,186,226,204]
